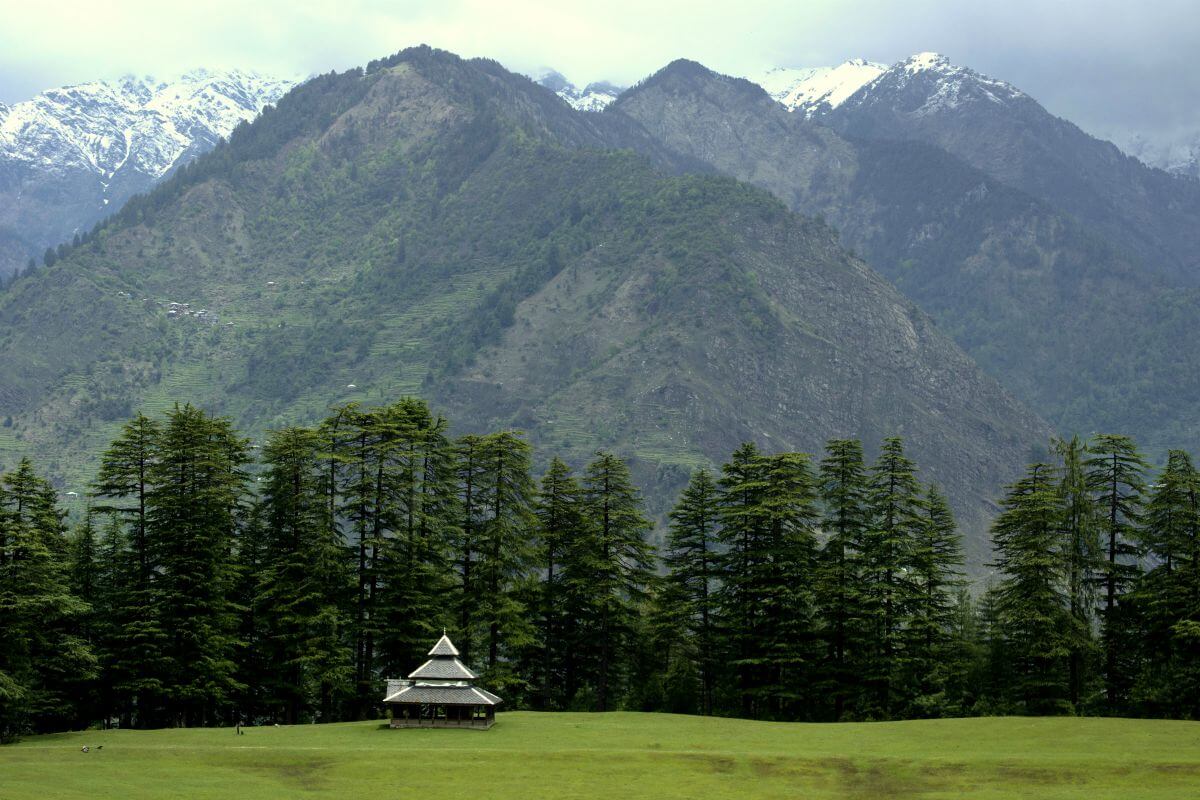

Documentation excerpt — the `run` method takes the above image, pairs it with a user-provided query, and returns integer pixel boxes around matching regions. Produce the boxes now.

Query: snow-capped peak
[826,52,1028,119]
[748,53,1027,118]
[903,52,953,74]
[530,69,624,112]
[748,59,887,117]
[885,52,1025,105]
[0,69,298,184]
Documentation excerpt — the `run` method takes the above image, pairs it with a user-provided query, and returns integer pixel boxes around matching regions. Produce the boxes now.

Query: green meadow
[3,712,1200,799]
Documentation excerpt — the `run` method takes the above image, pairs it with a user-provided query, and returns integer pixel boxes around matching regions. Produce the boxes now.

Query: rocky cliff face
[0,69,296,275]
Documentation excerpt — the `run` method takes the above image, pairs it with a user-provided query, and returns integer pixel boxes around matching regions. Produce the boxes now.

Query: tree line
[1,400,1198,741]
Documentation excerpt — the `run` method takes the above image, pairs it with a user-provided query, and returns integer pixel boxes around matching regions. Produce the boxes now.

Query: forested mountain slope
[0,48,1050,566]
[610,60,1200,456]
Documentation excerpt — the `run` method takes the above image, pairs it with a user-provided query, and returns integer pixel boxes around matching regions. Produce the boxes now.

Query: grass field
[3,712,1199,799]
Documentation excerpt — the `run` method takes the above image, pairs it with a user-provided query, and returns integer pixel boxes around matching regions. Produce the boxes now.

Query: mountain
[1119,131,1200,180]
[0,69,297,276]
[532,70,623,111]
[822,52,1200,285]
[0,47,1052,569]
[751,58,885,117]
[609,59,1200,459]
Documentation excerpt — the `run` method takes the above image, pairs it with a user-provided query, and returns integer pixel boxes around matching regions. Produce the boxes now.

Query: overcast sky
[2,0,1197,147]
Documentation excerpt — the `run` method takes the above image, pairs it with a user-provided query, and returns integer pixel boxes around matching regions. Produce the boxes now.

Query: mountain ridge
[608,57,1200,460]
[0,47,1052,570]
[0,69,296,276]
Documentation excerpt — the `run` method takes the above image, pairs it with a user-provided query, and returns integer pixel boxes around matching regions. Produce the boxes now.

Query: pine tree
[1086,434,1147,710]
[231,502,270,726]
[0,460,95,740]
[756,452,821,718]
[91,412,168,725]
[338,404,381,714]
[903,484,964,715]
[715,445,820,719]
[663,468,721,715]
[1134,450,1200,716]
[67,511,103,726]
[93,413,159,592]
[578,451,654,711]
[375,400,458,684]
[815,439,870,719]
[533,458,588,710]
[472,431,537,690]
[990,463,1072,714]
[256,426,353,723]
[454,433,488,664]
[716,442,769,717]
[863,437,924,716]
[1054,436,1101,709]
[148,405,247,726]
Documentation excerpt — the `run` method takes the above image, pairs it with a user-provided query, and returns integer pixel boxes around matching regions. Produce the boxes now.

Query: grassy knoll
[2,712,1199,799]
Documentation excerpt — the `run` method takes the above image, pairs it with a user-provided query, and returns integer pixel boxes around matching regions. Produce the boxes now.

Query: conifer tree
[863,437,924,716]
[231,502,269,725]
[903,484,964,714]
[716,445,820,718]
[257,427,353,723]
[91,515,129,725]
[91,412,165,724]
[93,413,159,590]
[663,468,721,715]
[472,431,537,688]
[578,451,654,711]
[147,405,247,726]
[815,439,870,719]
[1054,436,1101,708]
[339,404,380,712]
[454,433,488,664]
[756,452,821,717]
[990,463,1072,714]
[1135,450,1200,716]
[534,458,587,710]
[375,400,458,682]
[91,412,166,724]
[1086,434,1147,710]
[0,460,95,740]
[67,511,103,726]
[716,442,768,716]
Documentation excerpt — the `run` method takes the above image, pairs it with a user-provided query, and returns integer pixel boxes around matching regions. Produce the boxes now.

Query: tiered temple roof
[383,632,502,727]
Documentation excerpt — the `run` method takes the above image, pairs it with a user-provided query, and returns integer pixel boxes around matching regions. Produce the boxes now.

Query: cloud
[2,0,1198,145]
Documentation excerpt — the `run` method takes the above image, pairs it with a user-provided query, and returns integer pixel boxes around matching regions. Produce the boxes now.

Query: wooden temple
[383,632,502,729]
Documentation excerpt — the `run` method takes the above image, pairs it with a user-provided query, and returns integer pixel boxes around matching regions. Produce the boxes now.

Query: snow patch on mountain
[531,70,623,112]
[750,59,886,117]
[1117,131,1200,179]
[856,53,1027,116]
[0,69,297,185]
[749,53,1026,119]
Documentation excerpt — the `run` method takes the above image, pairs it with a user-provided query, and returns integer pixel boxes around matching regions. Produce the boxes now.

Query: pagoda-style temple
[383,632,502,729]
